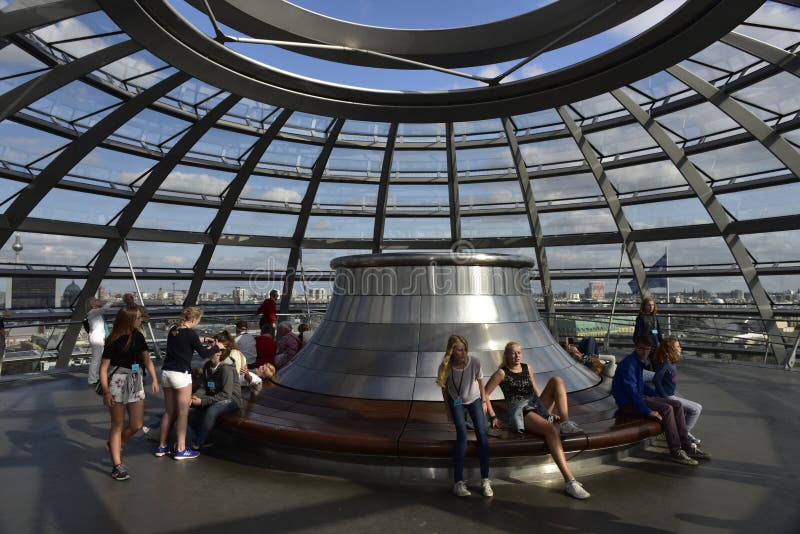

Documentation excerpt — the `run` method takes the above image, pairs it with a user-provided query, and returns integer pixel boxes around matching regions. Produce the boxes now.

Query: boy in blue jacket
[612,337,710,466]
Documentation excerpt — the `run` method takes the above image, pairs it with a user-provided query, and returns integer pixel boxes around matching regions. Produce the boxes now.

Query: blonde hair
[436,334,469,388]
[501,341,521,369]
[172,306,203,335]
[639,297,658,315]
[653,337,680,366]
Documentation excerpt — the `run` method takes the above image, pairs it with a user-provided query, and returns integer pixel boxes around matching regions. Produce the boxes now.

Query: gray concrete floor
[0,359,798,534]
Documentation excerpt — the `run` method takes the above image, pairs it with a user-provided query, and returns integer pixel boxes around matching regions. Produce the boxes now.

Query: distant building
[232,287,248,304]
[584,281,605,301]
[11,277,56,308]
[61,281,81,308]
[307,287,328,302]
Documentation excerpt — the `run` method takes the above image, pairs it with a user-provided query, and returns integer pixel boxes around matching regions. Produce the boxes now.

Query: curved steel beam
[556,106,649,296]
[280,118,345,313]
[185,0,659,69]
[666,64,800,178]
[446,123,461,245]
[0,71,190,250]
[0,0,98,37]
[372,123,399,254]
[102,0,763,121]
[721,31,800,77]
[0,39,141,123]
[501,117,555,330]
[184,108,293,306]
[611,87,788,365]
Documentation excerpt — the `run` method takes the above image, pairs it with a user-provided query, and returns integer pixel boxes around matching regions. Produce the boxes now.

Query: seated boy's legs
[644,396,691,451]
[195,400,237,446]
[577,337,598,356]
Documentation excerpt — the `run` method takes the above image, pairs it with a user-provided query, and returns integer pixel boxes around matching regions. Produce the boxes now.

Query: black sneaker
[111,464,130,481]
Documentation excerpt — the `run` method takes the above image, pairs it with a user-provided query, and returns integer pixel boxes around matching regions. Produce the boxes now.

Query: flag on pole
[629,253,668,295]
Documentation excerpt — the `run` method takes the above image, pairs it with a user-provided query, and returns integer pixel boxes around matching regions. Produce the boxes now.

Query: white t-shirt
[235,332,257,364]
[445,356,483,405]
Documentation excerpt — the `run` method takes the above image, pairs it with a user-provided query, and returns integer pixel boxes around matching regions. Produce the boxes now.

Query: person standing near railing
[257,290,279,338]
[634,296,662,381]
[87,297,114,387]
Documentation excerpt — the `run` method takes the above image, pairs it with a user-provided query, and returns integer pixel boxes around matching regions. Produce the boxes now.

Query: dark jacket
[633,313,662,351]
[653,361,677,397]
[612,351,657,415]
[194,360,242,409]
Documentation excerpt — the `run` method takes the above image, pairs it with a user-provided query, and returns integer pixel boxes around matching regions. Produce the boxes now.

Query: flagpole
[666,246,671,336]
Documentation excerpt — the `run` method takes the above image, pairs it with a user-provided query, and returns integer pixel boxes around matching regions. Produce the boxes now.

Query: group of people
[97,304,282,481]
[436,295,709,500]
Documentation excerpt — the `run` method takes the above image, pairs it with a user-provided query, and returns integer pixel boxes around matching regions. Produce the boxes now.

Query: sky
[0,1,799,298]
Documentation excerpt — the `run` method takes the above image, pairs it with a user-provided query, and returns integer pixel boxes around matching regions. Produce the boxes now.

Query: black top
[498,363,535,401]
[163,326,220,373]
[101,331,148,369]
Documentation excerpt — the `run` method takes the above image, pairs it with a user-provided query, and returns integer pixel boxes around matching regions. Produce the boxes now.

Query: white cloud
[611,0,688,40]
[161,171,229,196]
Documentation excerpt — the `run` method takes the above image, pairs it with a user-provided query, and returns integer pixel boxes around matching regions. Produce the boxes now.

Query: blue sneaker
[173,448,200,460]
[154,445,170,457]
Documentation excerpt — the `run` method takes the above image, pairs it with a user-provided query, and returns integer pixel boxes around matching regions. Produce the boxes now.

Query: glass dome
[1,0,799,366]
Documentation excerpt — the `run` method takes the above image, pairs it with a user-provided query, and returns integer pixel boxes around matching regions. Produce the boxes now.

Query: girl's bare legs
[539,376,569,419]
[173,385,192,451]
[524,412,575,482]
[123,400,144,443]
[159,387,176,448]
[108,403,126,466]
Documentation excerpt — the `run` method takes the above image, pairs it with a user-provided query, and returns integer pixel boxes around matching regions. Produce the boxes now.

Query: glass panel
[30,188,127,225]
[530,173,602,202]
[736,24,800,51]
[207,245,289,272]
[133,202,217,232]
[717,183,800,220]
[460,181,524,208]
[98,50,171,86]
[638,237,735,266]
[622,198,713,229]
[461,214,531,238]
[550,279,613,301]
[397,123,446,142]
[456,146,514,173]
[0,233,104,265]
[740,230,800,262]
[569,93,624,119]
[197,279,264,306]
[391,149,447,180]
[547,244,631,269]
[0,178,25,212]
[677,59,728,83]
[26,81,121,130]
[687,141,784,180]
[731,72,800,115]
[0,120,68,169]
[32,12,125,58]
[519,137,583,167]
[325,147,385,176]
[223,98,278,128]
[223,211,298,236]
[656,102,740,140]
[239,175,307,207]
[158,165,235,197]
[539,208,617,235]
[387,184,450,210]
[687,42,761,74]
[67,147,156,186]
[259,140,323,172]
[110,241,203,269]
[282,112,333,137]
[160,78,228,117]
[99,278,191,305]
[629,71,689,100]
[651,276,749,303]
[511,109,563,132]
[0,44,47,94]
[300,248,370,271]
[453,119,503,138]
[315,182,378,210]
[188,127,258,162]
[383,217,450,239]
[605,160,686,193]
[759,275,800,298]
[111,109,191,152]
[305,216,373,239]
[340,120,391,142]
[584,123,657,156]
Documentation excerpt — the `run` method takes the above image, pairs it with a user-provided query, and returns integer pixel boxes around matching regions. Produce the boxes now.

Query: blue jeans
[449,398,490,483]
[577,336,598,356]
[188,400,237,446]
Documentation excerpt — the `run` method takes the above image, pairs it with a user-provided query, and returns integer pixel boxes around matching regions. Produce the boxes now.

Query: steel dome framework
[1,0,799,367]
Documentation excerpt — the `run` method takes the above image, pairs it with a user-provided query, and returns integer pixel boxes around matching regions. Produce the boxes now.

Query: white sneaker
[565,479,591,500]
[453,480,471,497]
[481,478,493,497]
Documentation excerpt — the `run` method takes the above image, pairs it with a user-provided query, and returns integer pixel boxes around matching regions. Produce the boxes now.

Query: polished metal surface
[276,252,599,400]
